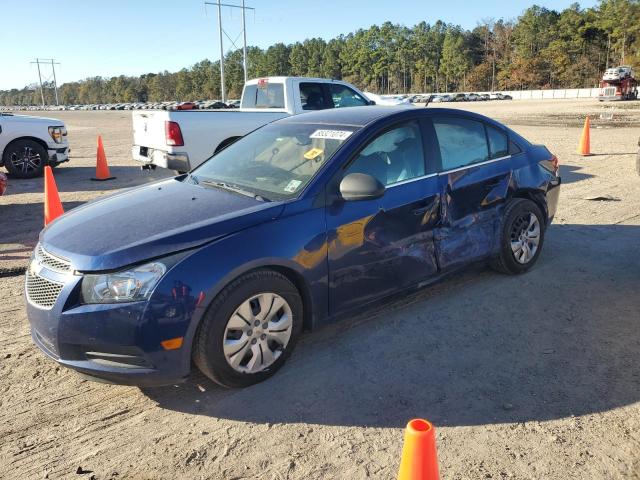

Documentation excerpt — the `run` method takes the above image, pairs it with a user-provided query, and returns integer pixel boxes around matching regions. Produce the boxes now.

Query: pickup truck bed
[132,109,287,172]
[131,76,375,171]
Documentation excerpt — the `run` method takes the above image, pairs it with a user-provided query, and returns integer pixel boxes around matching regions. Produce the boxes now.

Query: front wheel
[491,198,546,275]
[3,139,47,178]
[193,270,303,388]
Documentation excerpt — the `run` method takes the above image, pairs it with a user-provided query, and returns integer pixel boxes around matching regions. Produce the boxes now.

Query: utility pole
[204,1,254,102]
[30,58,61,107]
[50,59,59,106]
[217,1,225,102]
[33,59,45,107]
[242,0,248,84]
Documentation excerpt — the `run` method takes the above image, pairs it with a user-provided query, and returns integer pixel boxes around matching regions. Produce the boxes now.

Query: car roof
[276,106,415,127]
[245,76,357,85]
[276,105,510,131]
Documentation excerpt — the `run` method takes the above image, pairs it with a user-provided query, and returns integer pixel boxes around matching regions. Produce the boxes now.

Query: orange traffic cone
[44,166,64,226]
[577,116,592,156]
[397,419,440,480]
[92,135,115,181]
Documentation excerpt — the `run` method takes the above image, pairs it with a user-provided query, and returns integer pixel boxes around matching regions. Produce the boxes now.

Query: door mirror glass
[339,173,385,201]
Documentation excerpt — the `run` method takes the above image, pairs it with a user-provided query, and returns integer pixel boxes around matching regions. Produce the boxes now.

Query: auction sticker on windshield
[310,129,353,140]
[284,179,302,193]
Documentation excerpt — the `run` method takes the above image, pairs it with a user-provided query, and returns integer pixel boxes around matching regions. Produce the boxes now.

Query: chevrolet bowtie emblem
[29,258,41,276]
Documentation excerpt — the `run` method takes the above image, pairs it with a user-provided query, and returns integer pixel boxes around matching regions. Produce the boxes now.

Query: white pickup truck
[0,113,69,178]
[131,77,374,172]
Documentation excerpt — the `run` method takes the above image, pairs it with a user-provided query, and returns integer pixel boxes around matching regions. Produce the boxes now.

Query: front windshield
[191,123,357,200]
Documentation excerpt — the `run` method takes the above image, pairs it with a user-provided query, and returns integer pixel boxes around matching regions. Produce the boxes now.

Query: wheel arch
[193,258,316,340]
[510,188,549,224]
[1,136,50,165]
[263,264,315,332]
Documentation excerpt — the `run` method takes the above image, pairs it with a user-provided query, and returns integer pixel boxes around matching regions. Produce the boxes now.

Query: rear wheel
[491,198,545,275]
[193,270,303,388]
[3,139,47,178]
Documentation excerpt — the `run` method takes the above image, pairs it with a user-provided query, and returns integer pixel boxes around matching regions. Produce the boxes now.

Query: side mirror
[368,100,376,106]
[339,173,385,201]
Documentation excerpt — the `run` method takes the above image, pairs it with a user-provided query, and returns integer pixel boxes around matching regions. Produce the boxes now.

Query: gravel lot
[1,100,639,479]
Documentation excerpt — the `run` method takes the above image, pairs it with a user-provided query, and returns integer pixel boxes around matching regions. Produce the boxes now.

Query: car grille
[35,244,72,274]
[25,271,65,309]
[25,245,71,309]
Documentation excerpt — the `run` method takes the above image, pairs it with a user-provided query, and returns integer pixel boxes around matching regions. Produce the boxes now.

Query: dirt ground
[1,99,639,480]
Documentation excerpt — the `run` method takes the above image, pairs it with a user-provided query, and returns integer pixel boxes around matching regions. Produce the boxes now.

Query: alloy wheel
[9,146,43,174]
[222,292,293,374]
[510,212,540,264]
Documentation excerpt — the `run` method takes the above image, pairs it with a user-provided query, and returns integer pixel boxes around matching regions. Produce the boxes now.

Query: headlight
[48,126,67,144]
[81,261,167,304]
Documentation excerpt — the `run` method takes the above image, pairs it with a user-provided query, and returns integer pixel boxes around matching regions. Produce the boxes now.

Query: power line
[204,1,254,102]
[30,58,61,107]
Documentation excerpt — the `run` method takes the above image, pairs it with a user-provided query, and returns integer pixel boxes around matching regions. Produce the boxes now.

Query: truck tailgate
[132,110,171,151]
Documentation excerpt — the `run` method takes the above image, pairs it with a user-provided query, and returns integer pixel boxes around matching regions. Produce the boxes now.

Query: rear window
[241,82,285,109]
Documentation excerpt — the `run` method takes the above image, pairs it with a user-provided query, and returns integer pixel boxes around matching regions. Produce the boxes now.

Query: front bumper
[598,95,623,101]
[25,261,191,387]
[48,146,69,164]
[132,145,190,171]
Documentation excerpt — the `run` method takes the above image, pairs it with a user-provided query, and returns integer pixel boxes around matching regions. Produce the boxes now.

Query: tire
[3,139,47,178]
[491,198,546,275]
[193,269,303,388]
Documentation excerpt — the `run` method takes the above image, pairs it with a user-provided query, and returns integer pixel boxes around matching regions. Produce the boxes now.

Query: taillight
[550,154,559,172]
[165,121,184,146]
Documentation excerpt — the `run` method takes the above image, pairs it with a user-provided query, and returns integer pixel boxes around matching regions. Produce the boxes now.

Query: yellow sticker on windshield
[304,148,324,160]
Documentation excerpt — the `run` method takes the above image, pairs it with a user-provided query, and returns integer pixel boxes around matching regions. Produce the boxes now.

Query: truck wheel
[3,139,47,178]
[193,269,303,388]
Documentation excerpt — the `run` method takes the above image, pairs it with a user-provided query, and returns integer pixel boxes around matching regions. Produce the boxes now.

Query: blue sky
[1,0,598,90]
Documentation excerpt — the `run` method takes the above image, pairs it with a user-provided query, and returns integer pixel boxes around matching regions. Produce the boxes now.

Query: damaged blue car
[25,106,561,388]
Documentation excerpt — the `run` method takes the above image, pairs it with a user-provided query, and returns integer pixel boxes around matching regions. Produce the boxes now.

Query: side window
[345,121,425,186]
[486,124,509,159]
[433,117,488,170]
[327,84,370,108]
[300,82,327,111]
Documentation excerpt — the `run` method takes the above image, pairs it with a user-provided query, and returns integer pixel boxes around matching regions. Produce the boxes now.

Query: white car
[362,92,412,106]
[603,66,634,81]
[0,113,69,178]
[131,77,375,172]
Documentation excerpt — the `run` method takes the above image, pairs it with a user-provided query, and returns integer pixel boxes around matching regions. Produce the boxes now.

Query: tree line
[2,0,639,106]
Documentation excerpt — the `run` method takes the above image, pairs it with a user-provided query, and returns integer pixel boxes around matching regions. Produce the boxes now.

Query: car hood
[7,114,65,125]
[41,177,285,271]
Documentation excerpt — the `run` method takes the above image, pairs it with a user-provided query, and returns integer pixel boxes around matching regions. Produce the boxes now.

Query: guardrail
[391,88,603,101]
[500,88,600,100]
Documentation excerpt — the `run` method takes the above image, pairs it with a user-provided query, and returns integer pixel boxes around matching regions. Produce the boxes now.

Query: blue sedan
[25,106,560,388]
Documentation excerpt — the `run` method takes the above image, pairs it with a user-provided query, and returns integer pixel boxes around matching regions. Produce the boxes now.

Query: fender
[145,197,328,375]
